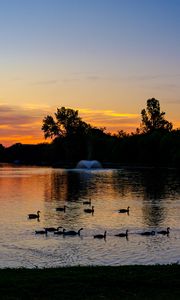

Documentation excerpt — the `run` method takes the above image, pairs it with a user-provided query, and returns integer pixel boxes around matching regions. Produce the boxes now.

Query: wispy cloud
[85,75,108,81]
[153,83,179,90]
[31,80,58,86]
[28,72,110,85]
[0,104,48,146]
[164,99,180,104]
[79,108,140,132]
[62,71,109,83]
[0,104,141,146]
[0,104,178,147]
[120,73,180,82]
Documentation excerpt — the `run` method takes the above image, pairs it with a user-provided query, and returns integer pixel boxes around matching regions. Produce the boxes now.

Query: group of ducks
[28,199,94,219]
[28,201,129,220]
[28,206,170,239]
[27,199,95,237]
[55,201,129,215]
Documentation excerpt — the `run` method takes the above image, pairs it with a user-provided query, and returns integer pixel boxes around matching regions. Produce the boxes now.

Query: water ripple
[0,166,180,267]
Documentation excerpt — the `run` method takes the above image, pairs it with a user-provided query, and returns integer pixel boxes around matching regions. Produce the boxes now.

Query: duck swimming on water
[54,228,66,235]
[35,229,47,235]
[63,228,83,236]
[141,230,155,236]
[28,210,40,219]
[56,205,67,212]
[115,229,129,238]
[118,206,130,213]
[84,206,94,214]
[94,231,107,239]
[83,199,91,205]
[44,226,62,232]
[157,227,170,235]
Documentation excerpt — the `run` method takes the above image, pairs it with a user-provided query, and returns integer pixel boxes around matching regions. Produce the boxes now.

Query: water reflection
[0,165,180,267]
[41,167,180,231]
[44,170,95,203]
[43,170,118,229]
[112,168,180,228]
[141,168,168,227]
[141,168,180,227]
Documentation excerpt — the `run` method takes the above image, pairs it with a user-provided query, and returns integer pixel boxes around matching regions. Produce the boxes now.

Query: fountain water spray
[76,160,102,169]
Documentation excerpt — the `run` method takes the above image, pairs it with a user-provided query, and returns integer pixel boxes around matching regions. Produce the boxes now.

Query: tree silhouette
[141,98,172,133]
[42,107,90,139]
[42,115,60,139]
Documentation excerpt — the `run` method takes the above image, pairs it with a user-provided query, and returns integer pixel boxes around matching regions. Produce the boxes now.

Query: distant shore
[0,265,180,299]
[1,160,180,170]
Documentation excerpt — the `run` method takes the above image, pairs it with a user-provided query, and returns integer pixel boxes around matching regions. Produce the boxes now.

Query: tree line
[0,98,180,167]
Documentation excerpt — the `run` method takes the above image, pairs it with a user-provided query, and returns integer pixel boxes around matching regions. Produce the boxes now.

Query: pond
[0,164,180,268]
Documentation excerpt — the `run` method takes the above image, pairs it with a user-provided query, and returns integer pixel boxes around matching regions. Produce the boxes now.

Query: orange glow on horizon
[0,104,179,147]
[0,135,46,147]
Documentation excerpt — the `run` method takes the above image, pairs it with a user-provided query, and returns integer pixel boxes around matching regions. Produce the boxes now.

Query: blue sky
[0,0,180,145]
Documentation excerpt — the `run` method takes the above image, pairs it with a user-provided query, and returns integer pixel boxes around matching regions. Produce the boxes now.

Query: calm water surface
[0,164,180,268]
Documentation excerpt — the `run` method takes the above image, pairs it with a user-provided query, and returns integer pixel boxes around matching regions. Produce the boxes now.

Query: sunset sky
[0,0,180,146]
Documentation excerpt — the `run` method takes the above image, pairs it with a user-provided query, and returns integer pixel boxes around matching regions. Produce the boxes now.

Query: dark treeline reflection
[45,171,98,203]
[115,168,180,227]
[42,168,180,228]
[43,170,105,226]
[140,168,171,227]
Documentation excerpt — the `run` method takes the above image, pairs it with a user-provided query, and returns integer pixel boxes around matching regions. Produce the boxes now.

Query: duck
[157,227,170,235]
[118,206,130,213]
[35,229,47,235]
[54,228,66,235]
[84,206,94,213]
[63,228,83,236]
[28,210,40,219]
[44,226,62,232]
[141,230,155,236]
[83,199,91,205]
[94,231,107,239]
[115,229,129,237]
[56,205,67,212]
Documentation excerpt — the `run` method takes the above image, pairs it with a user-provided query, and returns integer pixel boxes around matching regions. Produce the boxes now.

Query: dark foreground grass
[0,265,180,300]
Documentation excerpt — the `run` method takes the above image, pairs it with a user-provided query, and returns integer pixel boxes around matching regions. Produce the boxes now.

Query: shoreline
[0,265,180,299]
[0,161,179,170]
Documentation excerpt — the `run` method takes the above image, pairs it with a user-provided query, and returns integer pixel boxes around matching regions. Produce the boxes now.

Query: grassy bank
[0,265,180,299]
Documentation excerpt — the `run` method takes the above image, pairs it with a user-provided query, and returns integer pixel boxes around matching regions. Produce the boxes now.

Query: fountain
[76,160,102,169]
